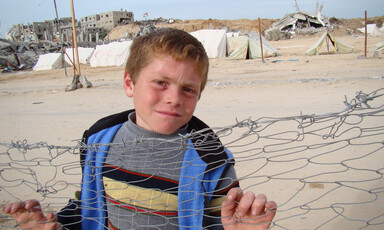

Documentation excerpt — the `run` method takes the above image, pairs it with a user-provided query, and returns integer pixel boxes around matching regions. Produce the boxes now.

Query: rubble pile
[0,39,72,73]
[265,12,332,41]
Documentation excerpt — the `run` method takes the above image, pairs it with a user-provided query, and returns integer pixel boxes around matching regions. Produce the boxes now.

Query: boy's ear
[123,71,134,97]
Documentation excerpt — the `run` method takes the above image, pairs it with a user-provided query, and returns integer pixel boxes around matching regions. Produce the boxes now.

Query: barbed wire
[1,88,383,229]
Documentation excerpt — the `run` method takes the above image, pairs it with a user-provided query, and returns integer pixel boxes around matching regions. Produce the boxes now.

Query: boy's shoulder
[82,110,134,141]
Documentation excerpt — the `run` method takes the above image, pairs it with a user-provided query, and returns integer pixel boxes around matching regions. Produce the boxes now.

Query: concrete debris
[265,11,331,41]
[0,38,74,73]
[134,25,157,38]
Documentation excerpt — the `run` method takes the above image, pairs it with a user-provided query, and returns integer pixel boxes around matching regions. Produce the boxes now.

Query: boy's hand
[221,188,277,230]
[2,200,59,230]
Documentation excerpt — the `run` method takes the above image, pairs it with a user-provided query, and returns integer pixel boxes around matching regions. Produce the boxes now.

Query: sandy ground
[1,35,383,143]
[0,34,384,229]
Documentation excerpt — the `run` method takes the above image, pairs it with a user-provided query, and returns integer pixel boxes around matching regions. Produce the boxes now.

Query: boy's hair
[125,28,209,94]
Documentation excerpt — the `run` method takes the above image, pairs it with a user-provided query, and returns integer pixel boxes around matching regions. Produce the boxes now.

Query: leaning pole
[70,0,81,77]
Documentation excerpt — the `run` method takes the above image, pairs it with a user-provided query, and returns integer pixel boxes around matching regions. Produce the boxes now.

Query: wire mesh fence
[1,88,383,229]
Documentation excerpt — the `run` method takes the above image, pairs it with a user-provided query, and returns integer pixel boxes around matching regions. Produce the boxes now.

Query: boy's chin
[154,124,185,135]
[156,128,180,135]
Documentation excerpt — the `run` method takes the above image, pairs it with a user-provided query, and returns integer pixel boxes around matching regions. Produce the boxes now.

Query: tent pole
[258,18,264,63]
[364,10,367,57]
[326,31,330,54]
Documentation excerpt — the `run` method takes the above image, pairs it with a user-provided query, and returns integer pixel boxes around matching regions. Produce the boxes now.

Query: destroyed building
[80,11,134,42]
[265,11,331,41]
[7,10,134,43]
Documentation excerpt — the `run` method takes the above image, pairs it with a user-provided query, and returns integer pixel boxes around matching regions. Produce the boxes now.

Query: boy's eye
[183,88,195,94]
[155,81,166,86]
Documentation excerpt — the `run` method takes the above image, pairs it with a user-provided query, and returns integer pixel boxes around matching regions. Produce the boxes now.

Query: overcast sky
[1,0,383,38]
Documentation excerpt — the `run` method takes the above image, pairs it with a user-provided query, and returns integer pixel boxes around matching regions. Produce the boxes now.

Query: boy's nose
[164,88,182,105]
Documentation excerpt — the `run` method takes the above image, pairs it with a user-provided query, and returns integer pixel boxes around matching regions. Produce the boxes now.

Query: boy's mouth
[157,110,181,117]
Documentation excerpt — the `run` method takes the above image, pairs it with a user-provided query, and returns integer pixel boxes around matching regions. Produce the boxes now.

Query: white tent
[305,31,354,56]
[227,36,249,60]
[90,41,132,67]
[226,32,278,60]
[65,47,95,65]
[373,40,384,57]
[358,24,384,36]
[190,29,227,58]
[33,53,71,71]
[374,40,384,52]
[248,32,278,59]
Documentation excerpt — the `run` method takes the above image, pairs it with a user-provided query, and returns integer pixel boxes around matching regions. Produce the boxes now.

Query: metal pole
[70,0,81,76]
[365,10,367,57]
[53,0,67,77]
[258,18,264,63]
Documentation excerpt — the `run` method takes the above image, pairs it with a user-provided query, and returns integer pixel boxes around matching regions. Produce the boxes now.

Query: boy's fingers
[221,188,243,218]
[11,201,26,213]
[221,199,236,219]
[46,212,58,223]
[266,201,277,211]
[2,204,11,213]
[25,200,40,208]
[265,201,277,217]
[25,200,42,211]
[235,191,255,217]
[227,187,243,202]
[251,193,267,216]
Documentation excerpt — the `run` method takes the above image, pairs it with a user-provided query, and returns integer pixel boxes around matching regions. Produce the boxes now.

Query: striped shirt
[104,113,238,229]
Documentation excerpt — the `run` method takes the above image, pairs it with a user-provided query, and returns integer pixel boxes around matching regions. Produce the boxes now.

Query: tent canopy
[305,31,354,56]
[190,29,227,58]
[65,47,95,65]
[33,53,71,71]
[227,32,278,60]
[90,41,132,67]
[358,24,384,36]
[248,32,278,59]
[227,36,249,60]
[374,40,384,52]
[373,40,384,57]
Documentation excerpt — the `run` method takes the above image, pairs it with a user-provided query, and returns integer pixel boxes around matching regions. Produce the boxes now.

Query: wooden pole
[70,0,81,76]
[53,0,67,77]
[71,35,76,76]
[364,10,367,57]
[258,18,264,63]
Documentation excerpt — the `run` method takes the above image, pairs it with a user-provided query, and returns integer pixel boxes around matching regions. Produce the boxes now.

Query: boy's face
[124,54,202,135]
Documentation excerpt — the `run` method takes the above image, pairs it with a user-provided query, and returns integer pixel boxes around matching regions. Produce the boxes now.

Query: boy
[3,28,276,229]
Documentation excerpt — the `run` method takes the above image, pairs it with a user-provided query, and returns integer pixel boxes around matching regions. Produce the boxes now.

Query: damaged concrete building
[7,10,134,43]
[80,11,134,42]
[265,11,331,41]
[265,1,331,41]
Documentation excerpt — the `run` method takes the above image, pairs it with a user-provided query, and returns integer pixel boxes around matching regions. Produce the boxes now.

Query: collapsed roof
[265,11,330,41]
